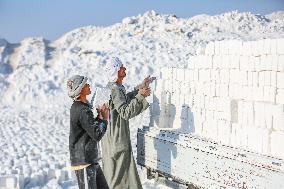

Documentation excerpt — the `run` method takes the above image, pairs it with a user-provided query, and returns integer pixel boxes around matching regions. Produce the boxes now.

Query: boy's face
[81,83,91,96]
[118,64,126,78]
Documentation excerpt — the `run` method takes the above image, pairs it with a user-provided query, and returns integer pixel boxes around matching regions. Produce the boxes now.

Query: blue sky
[0,0,283,43]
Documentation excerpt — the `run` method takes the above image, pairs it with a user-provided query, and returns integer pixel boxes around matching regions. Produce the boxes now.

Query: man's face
[81,83,91,96]
[118,65,126,78]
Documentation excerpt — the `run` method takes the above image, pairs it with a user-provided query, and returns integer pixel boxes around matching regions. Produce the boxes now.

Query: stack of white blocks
[152,38,284,159]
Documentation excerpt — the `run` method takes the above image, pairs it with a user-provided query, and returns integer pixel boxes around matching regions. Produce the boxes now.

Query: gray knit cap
[67,75,88,100]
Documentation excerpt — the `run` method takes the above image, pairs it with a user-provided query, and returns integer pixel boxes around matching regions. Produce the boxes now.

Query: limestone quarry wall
[151,38,284,158]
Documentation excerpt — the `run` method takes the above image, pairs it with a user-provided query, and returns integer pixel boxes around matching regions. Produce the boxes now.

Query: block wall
[151,38,284,158]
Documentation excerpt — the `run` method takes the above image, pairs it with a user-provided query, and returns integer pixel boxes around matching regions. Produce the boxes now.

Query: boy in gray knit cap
[67,75,109,189]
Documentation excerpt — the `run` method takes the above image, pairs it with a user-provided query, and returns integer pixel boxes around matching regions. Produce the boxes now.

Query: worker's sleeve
[126,87,139,100]
[79,108,107,141]
[112,87,149,120]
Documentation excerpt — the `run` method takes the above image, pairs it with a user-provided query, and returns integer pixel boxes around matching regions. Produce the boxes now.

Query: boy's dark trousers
[75,163,109,189]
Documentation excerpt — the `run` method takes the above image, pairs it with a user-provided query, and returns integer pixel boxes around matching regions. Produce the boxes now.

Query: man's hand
[139,87,151,97]
[97,104,109,121]
[141,75,156,88]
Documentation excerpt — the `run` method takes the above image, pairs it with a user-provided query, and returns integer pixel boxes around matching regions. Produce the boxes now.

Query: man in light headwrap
[101,57,154,189]
[67,75,110,189]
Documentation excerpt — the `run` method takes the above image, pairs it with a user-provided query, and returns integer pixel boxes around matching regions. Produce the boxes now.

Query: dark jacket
[69,101,107,166]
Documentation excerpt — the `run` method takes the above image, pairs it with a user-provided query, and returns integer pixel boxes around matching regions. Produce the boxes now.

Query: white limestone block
[239,56,249,71]
[232,40,243,55]
[252,72,259,87]
[184,94,194,107]
[264,71,271,86]
[262,129,271,155]
[247,72,253,86]
[242,86,253,101]
[219,41,227,55]
[217,120,231,145]
[180,82,190,96]
[229,55,240,69]
[277,38,284,54]
[236,127,249,148]
[270,71,277,87]
[251,56,261,72]
[198,69,211,83]
[194,69,199,81]
[270,38,278,54]
[7,176,17,188]
[237,41,244,55]
[229,69,238,84]
[254,102,266,128]
[190,84,196,95]
[236,85,245,99]
[277,72,284,89]
[204,120,219,141]
[214,41,220,55]
[205,41,215,55]
[184,69,191,83]
[210,69,220,82]
[270,131,284,158]
[258,71,266,87]
[204,96,214,111]
[154,79,164,99]
[161,67,172,80]
[163,79,173,93]
[188,69,195,82]
[251,40,261,56]
[215,83,221,97]
[219,69,230,83]
[172,67,178,81]
[205,55,213,69]
[0,176,17,188]
[242,41,252,56]
[176,68,185,81]
[239,101,248,127]
[278,55,284,72]
[172,81,181,105]
[230,123,238,147]
[202,82,211,96]
[230,99,238,124]
[221,55,230,69]
[218,84,229,97]
[212,55,222,69]
[262,86,276,103]
[264,104,273,130]
[194,94,205,109]
[209,82,217,97]
[252,87,264,102]
[259,55,267,71]
[263,39,271,55]
[268,55,279,71]
[242,101,255,126]
[272,104,284,131]
[247,127,263,153]
[193,82,201,96]
[240,71,248,86]
[192,56,200,68]
[237,100,245,125]
[227,40,234,55]
[216,97,231,113]
[229,84,237,98]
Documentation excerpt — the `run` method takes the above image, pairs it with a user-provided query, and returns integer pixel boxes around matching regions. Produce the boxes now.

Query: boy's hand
[97,104,109,121]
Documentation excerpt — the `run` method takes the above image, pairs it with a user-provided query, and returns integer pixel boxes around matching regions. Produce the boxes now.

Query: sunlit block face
[118,64,126,78]
[81,83,91,96]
